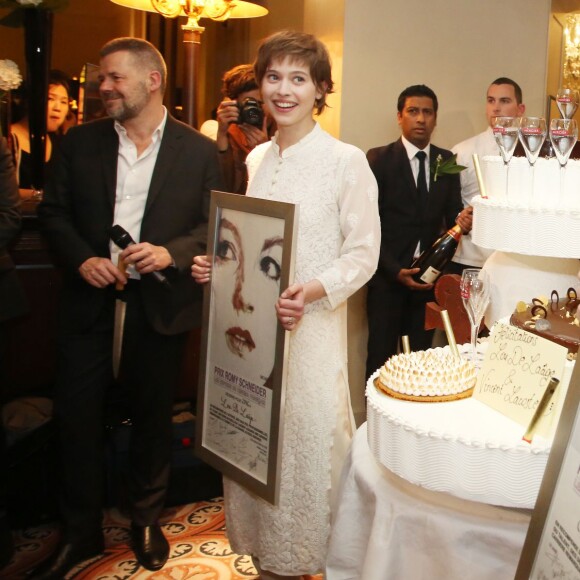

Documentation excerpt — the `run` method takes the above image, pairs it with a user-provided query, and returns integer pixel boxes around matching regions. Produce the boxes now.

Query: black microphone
[110,224,170,287]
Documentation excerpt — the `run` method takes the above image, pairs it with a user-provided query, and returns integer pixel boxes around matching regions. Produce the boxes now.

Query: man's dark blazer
[0,137,26,324]
[38,115,224,335]
[366,138,462,287]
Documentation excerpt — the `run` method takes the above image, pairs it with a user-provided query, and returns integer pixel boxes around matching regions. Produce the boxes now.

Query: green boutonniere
[431,153,466,182]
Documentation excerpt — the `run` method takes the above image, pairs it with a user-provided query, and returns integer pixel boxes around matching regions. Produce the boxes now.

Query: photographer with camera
[216,64,273,195]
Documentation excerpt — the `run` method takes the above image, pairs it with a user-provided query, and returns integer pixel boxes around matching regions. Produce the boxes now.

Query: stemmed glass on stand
[460,268,491,364]
[491,116,520,196]
[556,87,579,120]
[549,118,578,199]
[518,117,547,198]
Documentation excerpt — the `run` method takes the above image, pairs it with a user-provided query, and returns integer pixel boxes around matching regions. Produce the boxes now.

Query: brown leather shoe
[130,523,169,571]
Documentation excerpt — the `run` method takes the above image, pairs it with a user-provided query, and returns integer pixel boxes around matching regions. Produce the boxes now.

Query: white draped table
[325,423,532,580]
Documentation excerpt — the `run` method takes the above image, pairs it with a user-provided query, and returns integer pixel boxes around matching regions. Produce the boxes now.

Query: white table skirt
[326,423,532,580]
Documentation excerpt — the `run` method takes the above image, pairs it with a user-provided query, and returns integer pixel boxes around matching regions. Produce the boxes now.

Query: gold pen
[473,153,488,199]
[440,309,460,359]
[522,376,560,443]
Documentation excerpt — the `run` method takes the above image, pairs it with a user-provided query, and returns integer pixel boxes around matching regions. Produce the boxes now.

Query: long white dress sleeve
[223,123,380,575]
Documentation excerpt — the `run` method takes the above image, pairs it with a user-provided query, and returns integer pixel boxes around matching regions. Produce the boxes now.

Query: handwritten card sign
[474,322,568,438]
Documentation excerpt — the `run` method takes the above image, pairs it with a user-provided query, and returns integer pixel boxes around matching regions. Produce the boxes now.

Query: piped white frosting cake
[367,377,550,508]
[377,347,476,401]
[365,154,579,510]
[480,155,580,205]
[367,340,575,508]
[367,345,553,508]
[472,155,580,258]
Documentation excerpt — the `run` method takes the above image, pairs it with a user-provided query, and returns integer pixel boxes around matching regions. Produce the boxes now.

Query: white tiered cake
[472,155,580,259]
[473,155,580,325]
[367,153,580,510]
[366,342,555,509]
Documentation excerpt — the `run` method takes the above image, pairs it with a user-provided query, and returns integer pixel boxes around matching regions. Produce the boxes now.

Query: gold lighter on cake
[440,309,460,359]
[522,376,560,443]
[472,154,487,198]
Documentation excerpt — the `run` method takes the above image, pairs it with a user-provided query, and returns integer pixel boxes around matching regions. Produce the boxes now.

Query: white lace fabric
[224,123,380,575]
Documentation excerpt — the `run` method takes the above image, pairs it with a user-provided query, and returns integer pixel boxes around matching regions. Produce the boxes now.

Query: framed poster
[195,190,298,505]
[515,362,580,579]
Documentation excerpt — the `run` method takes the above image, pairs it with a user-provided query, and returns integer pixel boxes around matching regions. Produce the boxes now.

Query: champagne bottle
[411,225,462,284]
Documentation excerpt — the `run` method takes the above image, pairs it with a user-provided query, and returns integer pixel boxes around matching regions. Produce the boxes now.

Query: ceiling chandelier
[110,0,268,31]
[109,0,268,127]
[564,15,580,89]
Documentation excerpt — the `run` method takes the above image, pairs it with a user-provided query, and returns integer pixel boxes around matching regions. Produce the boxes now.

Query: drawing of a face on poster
[211,208,284,386]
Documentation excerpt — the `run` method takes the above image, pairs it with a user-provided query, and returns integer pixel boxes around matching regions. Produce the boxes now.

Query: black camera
[237,97,264,128]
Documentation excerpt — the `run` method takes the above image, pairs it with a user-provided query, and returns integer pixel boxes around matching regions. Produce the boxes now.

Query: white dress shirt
[110,108,168,278]
[401,135,430,190]
[451,127,498,267]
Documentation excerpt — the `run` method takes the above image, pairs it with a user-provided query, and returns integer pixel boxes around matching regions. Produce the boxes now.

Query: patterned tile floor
[1,498,260,579]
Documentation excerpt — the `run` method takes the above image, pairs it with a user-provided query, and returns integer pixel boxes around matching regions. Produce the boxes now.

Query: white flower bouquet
[0,59,22,92]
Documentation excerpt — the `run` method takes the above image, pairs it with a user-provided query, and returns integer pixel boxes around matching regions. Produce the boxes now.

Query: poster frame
[195,190,297,505]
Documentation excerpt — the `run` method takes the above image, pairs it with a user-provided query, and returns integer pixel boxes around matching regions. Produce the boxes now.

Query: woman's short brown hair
[253,30,334,116]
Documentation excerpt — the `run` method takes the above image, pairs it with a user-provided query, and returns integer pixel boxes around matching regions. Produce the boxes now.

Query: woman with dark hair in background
[10,70,70,188]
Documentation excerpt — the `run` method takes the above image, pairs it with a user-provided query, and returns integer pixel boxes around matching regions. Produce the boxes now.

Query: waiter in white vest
[447,77,526,273]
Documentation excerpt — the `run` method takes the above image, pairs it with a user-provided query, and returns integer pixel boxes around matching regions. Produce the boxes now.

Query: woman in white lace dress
[192,31,380,579]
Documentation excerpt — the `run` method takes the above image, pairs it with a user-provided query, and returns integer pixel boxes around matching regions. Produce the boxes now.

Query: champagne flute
[491,116,520,196]
[549,118,578,197]
[556,87,579,120]
[460,268,490,363]
[518,117,547,197]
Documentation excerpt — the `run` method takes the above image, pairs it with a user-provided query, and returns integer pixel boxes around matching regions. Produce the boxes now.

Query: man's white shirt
[109,108,168,278]
[451,127,497,267]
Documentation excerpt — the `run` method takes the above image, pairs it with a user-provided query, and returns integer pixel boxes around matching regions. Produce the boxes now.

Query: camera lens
[238,97,264,128]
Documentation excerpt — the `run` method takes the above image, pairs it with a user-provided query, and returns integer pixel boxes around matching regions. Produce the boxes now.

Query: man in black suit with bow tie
[365,85,472,378]
[35,38,223,578]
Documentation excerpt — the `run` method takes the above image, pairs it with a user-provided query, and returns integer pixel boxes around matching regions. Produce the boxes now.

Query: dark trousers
[366,279,434,379]
[54,282,187,540]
